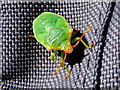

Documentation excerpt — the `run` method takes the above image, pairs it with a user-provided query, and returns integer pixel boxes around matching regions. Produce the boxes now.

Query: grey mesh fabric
[0,1,119,89]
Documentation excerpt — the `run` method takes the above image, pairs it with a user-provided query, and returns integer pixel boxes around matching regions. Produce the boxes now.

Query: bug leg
[49,50,58,63]
[58,52,71,79]
[81,39,94,48]
[72,37,94,48]
[72,26,94,48]
[27,35,34,37]
[54,52,67,76]
[71,37,80,43]
[62,64,71,79]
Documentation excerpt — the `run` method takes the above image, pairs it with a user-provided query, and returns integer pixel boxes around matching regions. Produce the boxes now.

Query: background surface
[0,1,119,89]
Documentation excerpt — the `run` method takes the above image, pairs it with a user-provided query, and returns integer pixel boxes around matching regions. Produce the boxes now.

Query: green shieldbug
[28,12,94,79]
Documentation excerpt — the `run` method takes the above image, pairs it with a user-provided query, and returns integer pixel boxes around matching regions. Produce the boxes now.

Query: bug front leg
[54,52,68,75]
[55,52,71,79]
[72,26,94,48]
[62,64,71,79]
[49,50,58,63]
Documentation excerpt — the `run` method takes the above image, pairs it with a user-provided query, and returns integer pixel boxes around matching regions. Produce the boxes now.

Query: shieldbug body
[28,12,94,79]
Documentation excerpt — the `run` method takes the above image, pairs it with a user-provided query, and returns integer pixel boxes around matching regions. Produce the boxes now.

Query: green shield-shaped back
[33,12,73,53]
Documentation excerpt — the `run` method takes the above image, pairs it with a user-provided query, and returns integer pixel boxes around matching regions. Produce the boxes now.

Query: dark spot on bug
[51,22,53,23]
[57,30,89,70]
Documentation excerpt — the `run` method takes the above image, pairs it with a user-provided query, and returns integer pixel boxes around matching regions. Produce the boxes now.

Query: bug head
[61,41,73,54]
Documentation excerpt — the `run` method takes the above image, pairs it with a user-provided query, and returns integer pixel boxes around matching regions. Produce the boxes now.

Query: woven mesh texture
[100,2,119,88]
[0,1,119,89]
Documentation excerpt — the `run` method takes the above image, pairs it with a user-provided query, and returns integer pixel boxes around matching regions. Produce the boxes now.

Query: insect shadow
[57,29,89,70]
